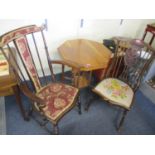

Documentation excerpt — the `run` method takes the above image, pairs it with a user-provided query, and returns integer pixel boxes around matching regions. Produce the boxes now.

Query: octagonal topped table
[58,39,112,71]
[58,39,112,88]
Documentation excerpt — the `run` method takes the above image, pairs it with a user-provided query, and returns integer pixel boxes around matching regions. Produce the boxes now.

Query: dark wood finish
[107,37,131,79]
[85,37,132,110]
[142,23,155,45]
[91,37,155,130]
[107,38,155,92]
[0,25,81,134]
[53,123,59,135]
[32,33,48,84]
[77,94,81,114]
[110,38,155,130]
[93,37,131,82]
[117,109,128,131]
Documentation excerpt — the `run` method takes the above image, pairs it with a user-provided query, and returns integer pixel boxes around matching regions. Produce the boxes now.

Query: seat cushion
[35,83,79,123]
[93,78,134,109]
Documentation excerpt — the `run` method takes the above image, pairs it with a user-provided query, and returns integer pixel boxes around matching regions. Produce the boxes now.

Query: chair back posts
[0,25,55,92]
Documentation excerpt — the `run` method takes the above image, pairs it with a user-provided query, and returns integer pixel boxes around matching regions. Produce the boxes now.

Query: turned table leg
[12,85,29,121]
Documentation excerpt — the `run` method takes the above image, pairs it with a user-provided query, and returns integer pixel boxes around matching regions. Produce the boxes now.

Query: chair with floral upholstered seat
[0,25,82,134]
[92,37,155,131]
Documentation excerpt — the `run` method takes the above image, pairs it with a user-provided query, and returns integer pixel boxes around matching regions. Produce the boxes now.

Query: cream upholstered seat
[93,78,134,110]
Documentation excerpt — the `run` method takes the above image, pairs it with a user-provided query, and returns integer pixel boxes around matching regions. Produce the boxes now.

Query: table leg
[12,85,29,121]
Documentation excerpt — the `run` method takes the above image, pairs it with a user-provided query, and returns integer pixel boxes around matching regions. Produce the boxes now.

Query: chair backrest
[142,24,155,45]
[0,25,55,93]
[106,37,155,91]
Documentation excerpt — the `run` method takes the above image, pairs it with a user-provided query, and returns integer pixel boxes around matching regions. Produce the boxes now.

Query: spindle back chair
[93,37,155,130]
[0,25,81,134]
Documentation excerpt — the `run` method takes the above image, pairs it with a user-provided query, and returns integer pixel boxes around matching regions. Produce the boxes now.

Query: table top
[58,39,112,71]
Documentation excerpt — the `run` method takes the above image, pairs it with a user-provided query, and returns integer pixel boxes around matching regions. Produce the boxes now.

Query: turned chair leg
[28,107,33,117]
[117,109,128,131]
[12,85,29,121]
[53,123,59,135]
[77,95,82,114]
[40,117,49,126]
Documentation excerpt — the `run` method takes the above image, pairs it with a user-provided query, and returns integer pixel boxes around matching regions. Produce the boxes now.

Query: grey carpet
[140,82,155,104]
[3,73,155,135]
[4,87,155,135]
[0,97,6,135]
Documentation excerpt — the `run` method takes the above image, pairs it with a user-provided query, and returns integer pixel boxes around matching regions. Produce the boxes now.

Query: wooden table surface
[0,72,17,96]
[58,39,112,71]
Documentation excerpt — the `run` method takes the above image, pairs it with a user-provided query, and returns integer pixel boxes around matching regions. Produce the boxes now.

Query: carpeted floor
[4,86,155,135]
[0,97,6,135]
[140,82,155,104]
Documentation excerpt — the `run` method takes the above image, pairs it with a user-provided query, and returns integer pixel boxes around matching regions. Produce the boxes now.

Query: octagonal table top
[58,39,112,71]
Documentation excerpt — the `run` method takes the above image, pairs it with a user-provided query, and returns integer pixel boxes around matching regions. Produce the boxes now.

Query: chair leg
[53,123,59,135]
[40,118,49,126]
[117,109,128,131]
[85,93,98,111]
[77,95,82,114]
[12,85,29,121]
[28,106,33,117]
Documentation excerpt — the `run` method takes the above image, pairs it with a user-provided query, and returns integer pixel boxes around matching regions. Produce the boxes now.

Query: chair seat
[93,78,134,109]
[35,83,79,124]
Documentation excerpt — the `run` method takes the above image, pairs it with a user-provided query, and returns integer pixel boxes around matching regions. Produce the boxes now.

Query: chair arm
[19,83,45,108]
[51,60,83,87]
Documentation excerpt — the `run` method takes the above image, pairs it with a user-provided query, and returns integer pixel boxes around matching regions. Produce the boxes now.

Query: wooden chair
[142,23,155,45]
[92,38,155,131]
[93,37,131,82]
[0,25,82,134]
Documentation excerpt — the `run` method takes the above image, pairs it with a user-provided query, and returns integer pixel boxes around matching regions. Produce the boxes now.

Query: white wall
[77,19,155,41]
[0,19,155,76]
[1,19,155,57]
[77,19,121,41]
[45,19,80,59]
[0,19,45,35]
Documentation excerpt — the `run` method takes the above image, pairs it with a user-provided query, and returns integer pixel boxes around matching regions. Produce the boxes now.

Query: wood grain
[58,39,112,71]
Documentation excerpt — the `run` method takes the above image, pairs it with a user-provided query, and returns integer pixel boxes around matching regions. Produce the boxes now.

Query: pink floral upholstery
[1,25,42,46]
[15,37,41,91]
[93,78,134,109]
[35,83,79,123]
